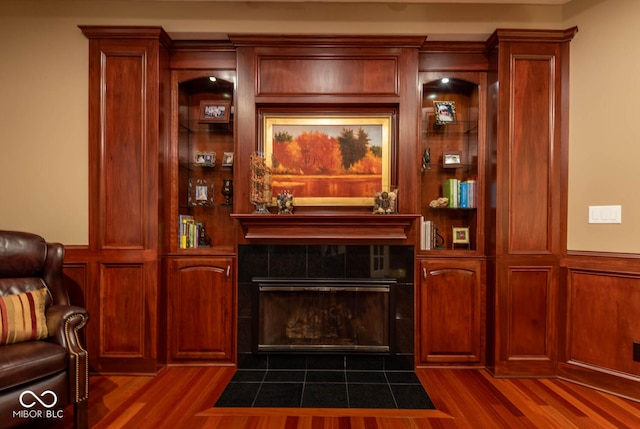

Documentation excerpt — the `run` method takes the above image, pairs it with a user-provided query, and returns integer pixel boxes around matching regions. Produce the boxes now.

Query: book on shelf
[420,216,432,250]
[442,178,459,208]
[442,178,477,208]
[179,214,201,249]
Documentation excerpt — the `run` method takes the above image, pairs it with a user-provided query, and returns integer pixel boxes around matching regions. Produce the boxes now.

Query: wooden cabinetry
[166,257,235,362]
[418,71,485,255]
[79,26,170,374]
[76,27,578,380]
[163,63,238,362]
[487,28,577,377]
[418,259,484,365]
[415,52,488,367]
[167,69,236,255]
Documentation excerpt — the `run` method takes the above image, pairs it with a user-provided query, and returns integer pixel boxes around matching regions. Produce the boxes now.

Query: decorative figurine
[197,222,211,247]
[429,197,449,208]
[421,148,431,172]
[373,189,398,214]
[276,191,294,214]
[221,178,233,205]
[433,224,445,249]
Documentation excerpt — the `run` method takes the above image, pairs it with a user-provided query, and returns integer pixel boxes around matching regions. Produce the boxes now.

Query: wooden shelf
[232,213,419,242]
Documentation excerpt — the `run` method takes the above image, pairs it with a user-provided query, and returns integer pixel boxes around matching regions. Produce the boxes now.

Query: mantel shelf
[231,213,420,242]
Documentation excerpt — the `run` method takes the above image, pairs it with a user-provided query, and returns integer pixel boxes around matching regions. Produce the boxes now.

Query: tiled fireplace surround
[237,245,415,368]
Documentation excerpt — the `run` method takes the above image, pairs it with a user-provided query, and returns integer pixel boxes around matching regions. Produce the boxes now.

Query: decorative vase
[197,223,211,247]
[249,152,272,214]
[221,179,233,205]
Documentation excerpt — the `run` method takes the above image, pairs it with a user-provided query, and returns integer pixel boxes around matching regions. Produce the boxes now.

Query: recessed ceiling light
[441,78,449,84]
[209,76,217,82]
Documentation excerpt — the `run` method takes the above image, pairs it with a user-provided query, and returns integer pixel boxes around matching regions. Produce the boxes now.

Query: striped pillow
[0,288,49,345]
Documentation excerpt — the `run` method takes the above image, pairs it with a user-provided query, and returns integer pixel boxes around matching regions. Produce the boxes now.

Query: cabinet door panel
[168,258,234,361]
[419,259,483,364]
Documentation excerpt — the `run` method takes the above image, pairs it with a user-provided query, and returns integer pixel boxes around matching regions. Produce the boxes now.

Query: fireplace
[254,278,395,353]
[237,244,414,366]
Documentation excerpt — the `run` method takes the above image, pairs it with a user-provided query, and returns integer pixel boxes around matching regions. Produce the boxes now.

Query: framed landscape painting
[263,113,392,206]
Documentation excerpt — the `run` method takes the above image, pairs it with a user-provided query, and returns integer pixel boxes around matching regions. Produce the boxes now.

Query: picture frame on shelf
[222,152,234,167]
[198,100,231,123]
[452,226,470,249]
[188,178,214,206]
[433,100,456,125]
[195,152,216,167]
[443,151,462,168]
[263,111,392,206]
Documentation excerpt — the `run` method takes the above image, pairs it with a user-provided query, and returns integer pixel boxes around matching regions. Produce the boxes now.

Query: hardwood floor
[51,366,640,429]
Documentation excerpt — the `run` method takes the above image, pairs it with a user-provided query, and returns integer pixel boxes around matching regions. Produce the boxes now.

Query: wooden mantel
[232,213,419,243]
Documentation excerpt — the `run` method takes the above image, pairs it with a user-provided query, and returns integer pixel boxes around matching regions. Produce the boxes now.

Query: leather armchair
[0,230,89,429]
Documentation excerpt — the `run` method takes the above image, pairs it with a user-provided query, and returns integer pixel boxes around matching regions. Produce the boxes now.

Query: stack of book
[442,178,476,208]
[179,215,202,249]
[420,217,432,250]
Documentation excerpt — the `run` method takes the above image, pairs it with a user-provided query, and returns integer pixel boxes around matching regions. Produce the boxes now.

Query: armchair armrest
[46,305,90,403]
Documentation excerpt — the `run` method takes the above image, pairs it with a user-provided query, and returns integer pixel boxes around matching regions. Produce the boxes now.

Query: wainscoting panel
[560,253,640,400]
[568,270,640,376]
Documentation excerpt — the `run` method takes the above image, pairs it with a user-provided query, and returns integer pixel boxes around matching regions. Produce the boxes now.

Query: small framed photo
[195,152,216,167]
[433,100,456,125]
[188,178,214,206]
[443,151,462,168]
[222,152,234,167]
[198,100,231,123]
[452,226,470,249]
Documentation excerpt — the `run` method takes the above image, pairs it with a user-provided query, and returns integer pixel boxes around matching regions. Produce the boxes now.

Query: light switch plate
[588,205,622,224]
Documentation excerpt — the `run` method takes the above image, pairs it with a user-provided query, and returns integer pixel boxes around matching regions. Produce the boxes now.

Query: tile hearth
[214,354,434,409]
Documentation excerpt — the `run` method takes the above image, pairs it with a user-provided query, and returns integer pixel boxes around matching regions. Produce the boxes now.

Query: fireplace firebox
[253,278,396,353]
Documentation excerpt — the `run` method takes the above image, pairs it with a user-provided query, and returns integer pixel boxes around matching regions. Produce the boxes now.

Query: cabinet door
[167,257,234,361]
[419,259,484,364]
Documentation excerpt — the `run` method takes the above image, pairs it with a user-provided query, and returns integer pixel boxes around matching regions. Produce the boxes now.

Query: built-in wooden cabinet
[486,28,577,377]
[418,72,485,255]
[163,61,238,364]
[78,26,170,374]
[169,69,236,255]
[418,259,484,365]
[166,257,235,362]
[79,26,638,396]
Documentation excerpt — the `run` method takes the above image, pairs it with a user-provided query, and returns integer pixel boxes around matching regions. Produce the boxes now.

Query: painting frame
[433,100,456,125]
[194,151,216,167]
[452,226,470,249]
[263,113,393,207]
[221,152,234,167]
[443,150,462,168]
[198,100,231,123]
[188,178,214,206]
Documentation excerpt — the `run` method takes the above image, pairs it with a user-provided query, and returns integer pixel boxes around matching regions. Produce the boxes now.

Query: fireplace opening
[253,278,396,353]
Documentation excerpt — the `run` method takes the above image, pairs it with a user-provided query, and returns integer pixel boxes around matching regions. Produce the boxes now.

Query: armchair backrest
[0,230,68,306]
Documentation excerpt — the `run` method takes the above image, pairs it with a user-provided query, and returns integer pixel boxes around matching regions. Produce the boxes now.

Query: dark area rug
[214,354,435,409]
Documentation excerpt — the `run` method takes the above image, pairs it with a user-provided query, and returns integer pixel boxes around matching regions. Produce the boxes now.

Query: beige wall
[0,0,636,253]
[563,0,640,253]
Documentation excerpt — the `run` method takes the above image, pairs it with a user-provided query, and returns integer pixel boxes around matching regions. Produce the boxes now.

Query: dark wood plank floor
[50,366,640,428]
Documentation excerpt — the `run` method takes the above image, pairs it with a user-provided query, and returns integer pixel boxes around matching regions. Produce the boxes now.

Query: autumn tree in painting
[272,131,303,173]
[296,131,343,174]
[271,127,381,175]
[338,128,368,170]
